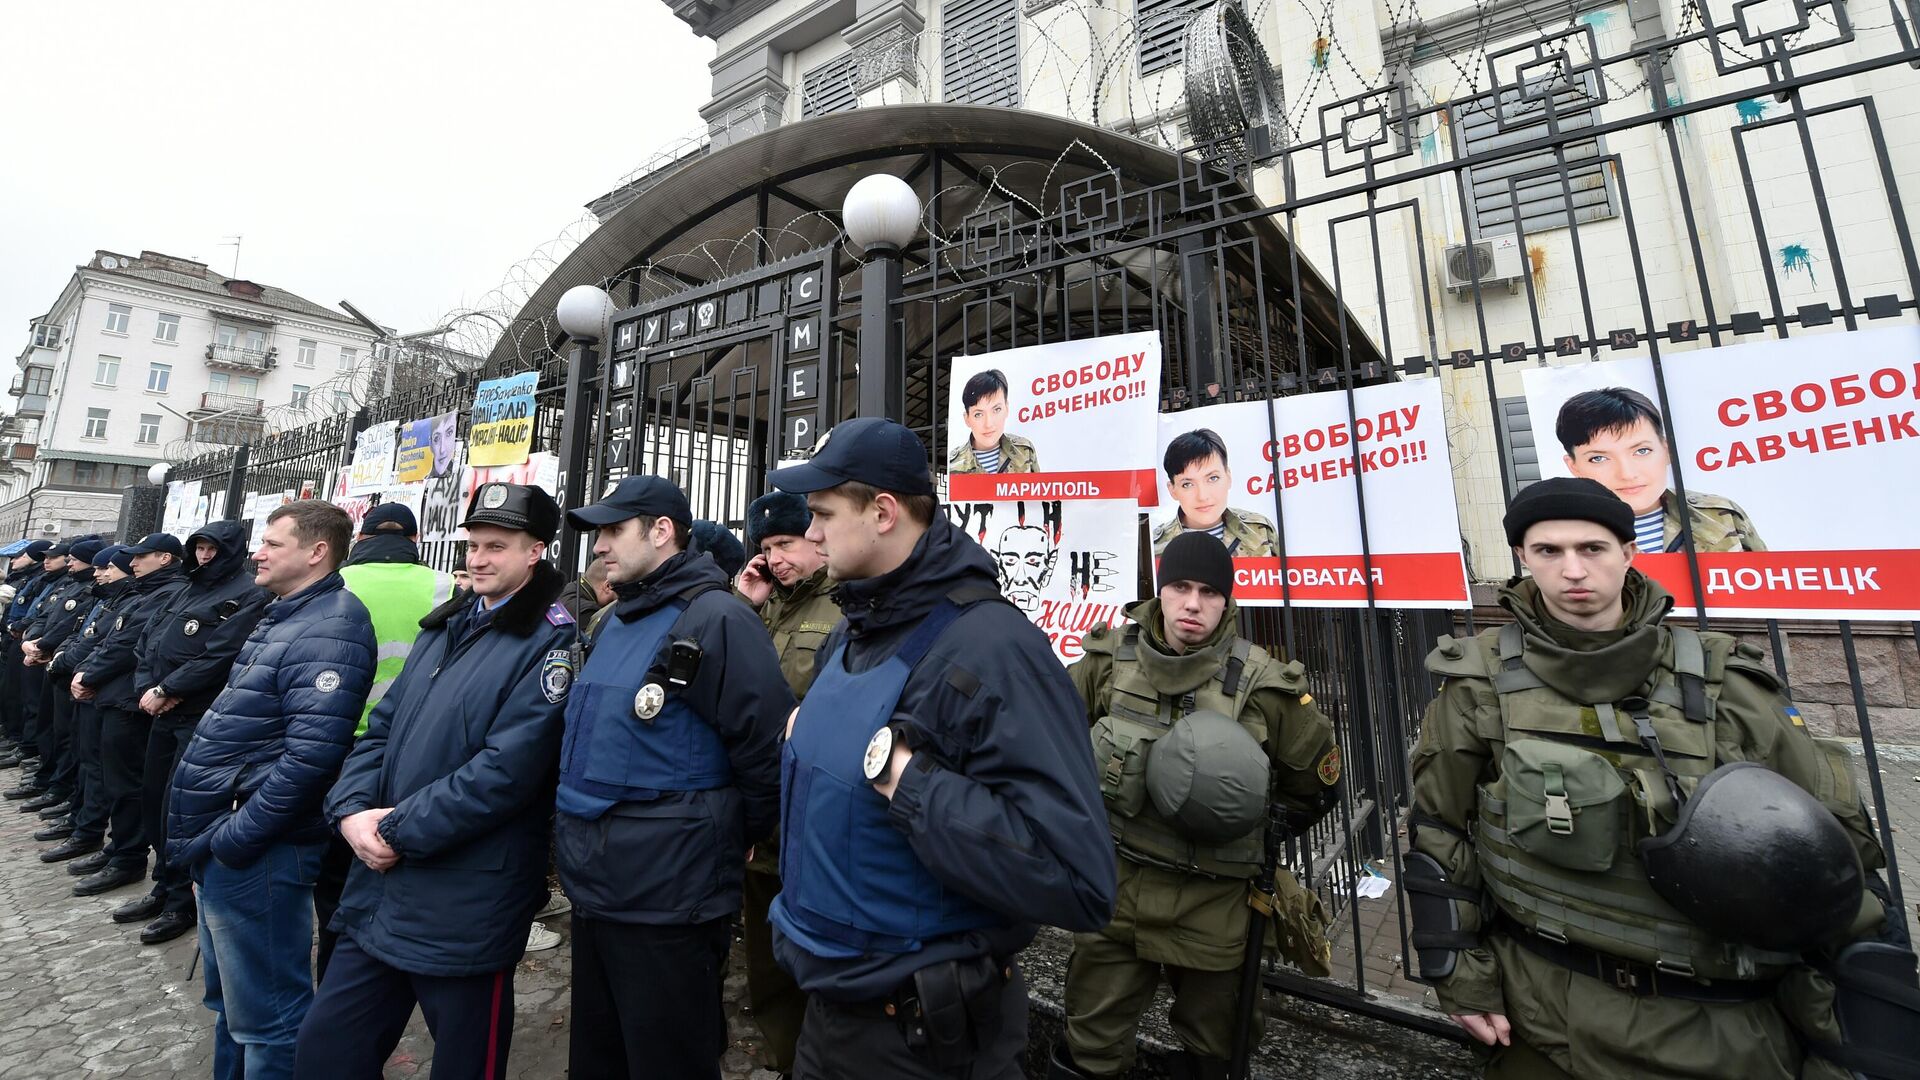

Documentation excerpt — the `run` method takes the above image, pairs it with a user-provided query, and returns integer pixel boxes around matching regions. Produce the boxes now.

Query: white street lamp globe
[843,174,922,253]
[148,462,170,486]
[555,284,615,342]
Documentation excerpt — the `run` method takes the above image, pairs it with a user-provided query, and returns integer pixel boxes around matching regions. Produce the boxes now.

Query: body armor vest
[558,599,730,820]
[773,598,1002,956]
[1092,627,1273,880]
[1469,622,1797,981]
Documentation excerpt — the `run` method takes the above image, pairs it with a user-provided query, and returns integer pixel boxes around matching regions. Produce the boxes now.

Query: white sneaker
[535,893,572,920]
[525,921,561,953]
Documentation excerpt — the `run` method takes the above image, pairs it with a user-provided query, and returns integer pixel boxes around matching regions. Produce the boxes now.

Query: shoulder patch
[1235,508,1276,529]
[545,603,576,627]
[541,648,573,703]
[1317,745,1342,785]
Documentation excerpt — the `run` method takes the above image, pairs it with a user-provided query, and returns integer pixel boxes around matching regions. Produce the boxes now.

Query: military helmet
[1638,762,1863,952]
[1146,708,1270,842]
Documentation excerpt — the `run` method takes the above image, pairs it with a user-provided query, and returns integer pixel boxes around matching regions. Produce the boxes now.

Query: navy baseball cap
[90,545,121,570]
[22,540,53,561]
[121,532,185,559]
[361,502,419,536]
[767,418,933,496]
[568,475,693,531]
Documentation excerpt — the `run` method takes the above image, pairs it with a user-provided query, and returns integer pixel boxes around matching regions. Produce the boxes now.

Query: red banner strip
[1634,551,1920,613]
[947,469,1159,505]
[1224,552,1469,604]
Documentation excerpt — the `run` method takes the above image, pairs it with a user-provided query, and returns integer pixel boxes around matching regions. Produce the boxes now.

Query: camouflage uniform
[1061,598,1338,1075]
[743,567,840,1073]
[947,433,1040,474]
[1152,508,1278,558]
[1657,490,1767,553]
[1410,571,1883,1079]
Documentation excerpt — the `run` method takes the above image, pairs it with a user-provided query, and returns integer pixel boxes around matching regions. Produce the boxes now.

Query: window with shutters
[1500,397,1542,490]
[943,0,1020,107]
[801,53,860,118]
[1458,70,1616,237]
[1137,0,1210,76]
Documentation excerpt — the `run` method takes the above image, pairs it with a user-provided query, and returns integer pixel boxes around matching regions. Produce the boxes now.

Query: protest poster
[375,483,425,527]
[468,372,537,467]
[1520,324,1920,619]
[1153,379,1470,607]
[395,411,460,483]
[162,480,202,539]
[943,497,1138,664]
[421,451,560,543]
[328,469,377,532]
[246,490,294,542]
[944,332,1161,504]
[346,421,399,494]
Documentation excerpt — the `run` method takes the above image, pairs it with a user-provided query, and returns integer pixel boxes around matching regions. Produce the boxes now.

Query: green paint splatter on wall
[1666,92,1687,131]
[1779,243,1819,284]
[1311,37,1330,70]
[1737,97,1771,124]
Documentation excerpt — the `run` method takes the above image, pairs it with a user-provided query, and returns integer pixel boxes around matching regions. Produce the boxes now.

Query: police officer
[70,535,189,901]
[733,488,842,1072]
[1405,477,1901,1079]
[18,540,99,817]
[1053,531,1341,1079]
[298,483,574,1080]
[5,540,67,802]
[21,538,107,835]
[767,417,1117,1079]
[42,544,130,868]
[557,476,792,1080]
[122,520,272,944]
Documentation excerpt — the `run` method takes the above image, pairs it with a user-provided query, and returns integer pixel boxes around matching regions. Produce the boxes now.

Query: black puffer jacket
[76,564,189,711]
[136,521,272,717]
[772,519,1117,1001]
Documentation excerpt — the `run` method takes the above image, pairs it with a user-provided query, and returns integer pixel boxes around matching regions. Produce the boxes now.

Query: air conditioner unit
[40,522,57,534]
[263,355,279,370]
[1444,235,1524,296]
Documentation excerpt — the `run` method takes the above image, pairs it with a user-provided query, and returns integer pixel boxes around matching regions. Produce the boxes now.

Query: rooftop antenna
[219,235,243,276]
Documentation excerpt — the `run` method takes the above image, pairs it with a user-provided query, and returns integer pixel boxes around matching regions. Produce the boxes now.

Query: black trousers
[18,659,45,748]
[792,963,1029,1080]
[142,711,199,913]
[69,701,109,843]
[0,638,20,741]
[294,936,514,1080]
[312,834,354,981]
[32,679,75,797]
[98,704,150,873]
[568,915,732,1080]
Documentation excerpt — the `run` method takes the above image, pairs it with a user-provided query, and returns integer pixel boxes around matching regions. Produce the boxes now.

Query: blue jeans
[198,841,326,1080]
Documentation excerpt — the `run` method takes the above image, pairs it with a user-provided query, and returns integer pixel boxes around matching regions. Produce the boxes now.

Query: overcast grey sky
[1,1,711,354]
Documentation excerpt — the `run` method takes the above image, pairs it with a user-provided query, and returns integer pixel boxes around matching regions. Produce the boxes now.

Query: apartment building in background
[2,250,375,539]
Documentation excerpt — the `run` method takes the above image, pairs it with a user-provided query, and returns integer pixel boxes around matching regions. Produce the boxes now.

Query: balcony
[195,392,266,417]
[204,343,278,373]
[8,374,48,419]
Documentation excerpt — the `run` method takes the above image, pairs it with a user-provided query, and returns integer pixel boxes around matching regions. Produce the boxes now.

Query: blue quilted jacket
[166,571,376,870]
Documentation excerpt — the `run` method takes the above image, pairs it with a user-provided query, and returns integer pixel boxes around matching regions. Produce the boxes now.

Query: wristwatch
[864,723,903,787]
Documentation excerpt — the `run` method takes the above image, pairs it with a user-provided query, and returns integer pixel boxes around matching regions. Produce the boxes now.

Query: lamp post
[842,174,922,423]
[554,284,613,575]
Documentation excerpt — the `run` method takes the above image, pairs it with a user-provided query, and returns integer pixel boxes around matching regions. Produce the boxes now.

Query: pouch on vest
[1500,740,1626,873]
[1265,867,1333,977]
[1091,717,1155,818]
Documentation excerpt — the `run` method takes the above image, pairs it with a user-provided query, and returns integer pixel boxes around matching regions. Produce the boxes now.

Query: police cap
[361,502,418,536]
[767,418,934,496]
[567,475,693,532]
[121,532,185,559]
[461,483,561,543]
[91,545,121,570]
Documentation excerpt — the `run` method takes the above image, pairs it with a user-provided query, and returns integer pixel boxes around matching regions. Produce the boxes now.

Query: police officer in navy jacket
[768,418,1117,1080]
[296,483,575,1080]
[558,475,793,1080]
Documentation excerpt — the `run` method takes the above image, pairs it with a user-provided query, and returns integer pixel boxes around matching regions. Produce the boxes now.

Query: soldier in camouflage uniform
[1555,386,1767,553]
[1052,532,1340,1080]
[1153,428,1277,557]
[733,489,841,1073]
[1406,478,1890,1079]
[949,367,1041,474]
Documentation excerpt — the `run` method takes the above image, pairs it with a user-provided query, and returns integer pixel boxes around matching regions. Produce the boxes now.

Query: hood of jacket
[344,532,421,567]
[610,548,728,619]
[420,558,567,635]
[187,521,253,586]
[835,518,1000,638]
[1496,568,1674,703]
